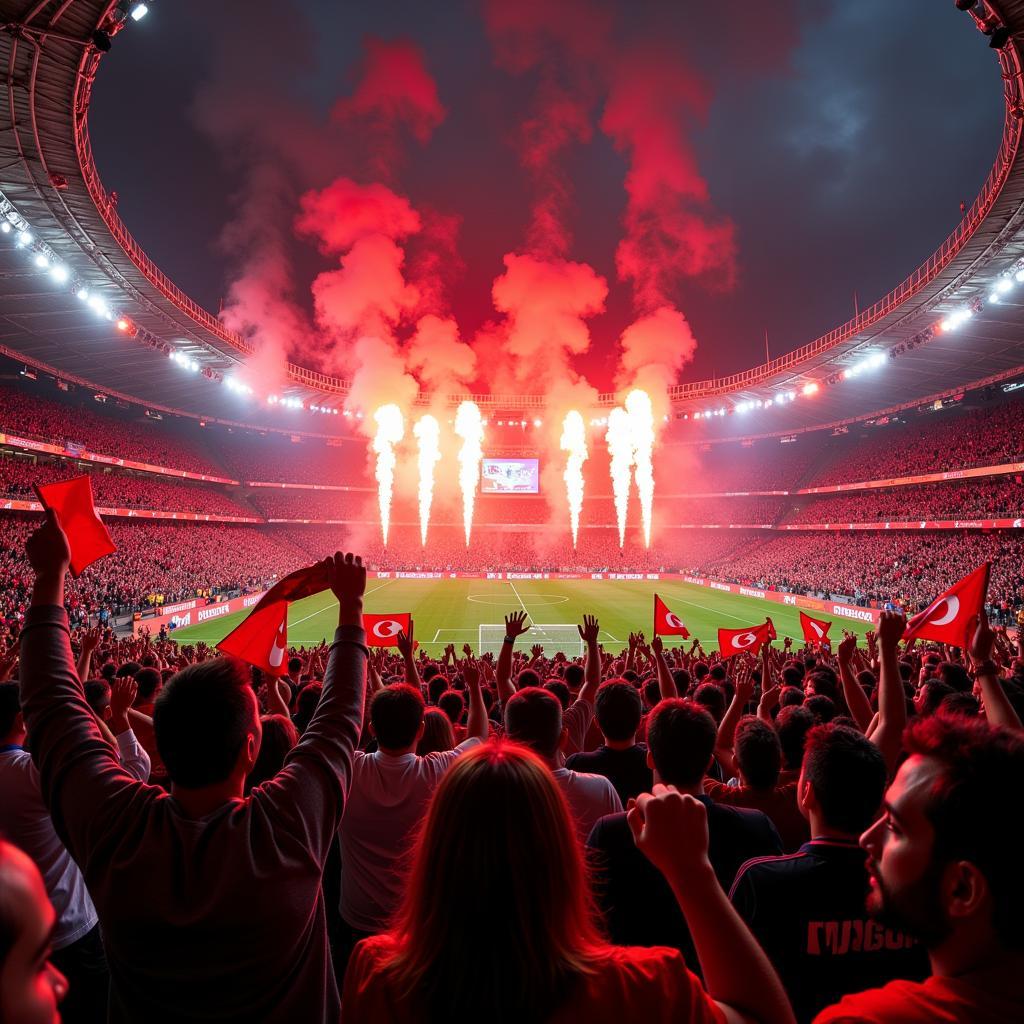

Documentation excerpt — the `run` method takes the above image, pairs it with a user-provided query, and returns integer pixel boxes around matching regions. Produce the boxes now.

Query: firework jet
[560,411,588,548]
[605,407,634,548]
[413,414,441,545]
[372,404,404,545]
[454,401,484,546]
[626,389,655,548]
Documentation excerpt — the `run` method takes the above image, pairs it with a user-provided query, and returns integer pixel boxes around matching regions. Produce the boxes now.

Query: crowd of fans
[3,526,1023,1023]
[219,434,366,485]
[0,456,256,517]
[0,383,225,478]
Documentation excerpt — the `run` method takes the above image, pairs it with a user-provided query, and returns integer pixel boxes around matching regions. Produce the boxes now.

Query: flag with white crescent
[653,594,690,638]
[364,612,412,647]
[902,563,990,647]
[799,610,832,645]
[718,620,773,659]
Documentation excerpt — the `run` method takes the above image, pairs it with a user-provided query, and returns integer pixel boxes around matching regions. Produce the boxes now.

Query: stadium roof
[2,0,1024,434]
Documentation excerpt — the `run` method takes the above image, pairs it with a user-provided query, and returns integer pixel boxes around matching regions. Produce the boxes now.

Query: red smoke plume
[616,306,698,416]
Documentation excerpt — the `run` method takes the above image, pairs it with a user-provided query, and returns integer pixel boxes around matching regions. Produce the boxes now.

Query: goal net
[478,623,584,659]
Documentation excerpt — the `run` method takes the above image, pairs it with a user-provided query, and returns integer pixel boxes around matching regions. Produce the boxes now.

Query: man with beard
[814,715,1024,1022]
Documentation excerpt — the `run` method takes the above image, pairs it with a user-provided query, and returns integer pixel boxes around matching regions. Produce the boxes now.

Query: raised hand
[530,644,544,660]
[81,625,102,654]
[462,643,474,658]
[837,633,857,664]
[26,509,71,581]
[109,676,138,733]
[652,634,664,656]
[628,785,711,878]
[578,614,599,645]
[326,552,366,619]
[968,610,996,665]
[463,657,481,689]
[877,610,907,653]
[396,619,415,660]
[505,610,530,639]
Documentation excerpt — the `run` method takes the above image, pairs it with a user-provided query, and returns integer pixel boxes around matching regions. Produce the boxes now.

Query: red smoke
[616,306,698,416]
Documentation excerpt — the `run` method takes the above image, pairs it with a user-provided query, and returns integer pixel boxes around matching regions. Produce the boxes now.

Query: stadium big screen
[480,457,540,494]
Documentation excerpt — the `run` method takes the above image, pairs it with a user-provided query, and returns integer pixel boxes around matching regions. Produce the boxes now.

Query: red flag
[33,476,116,578]
[653,594,690,638]
[718,620,773,658]
[364,612,411,647]
[799,611,832,645]
[218,563,329,675]
[903,563,990,647]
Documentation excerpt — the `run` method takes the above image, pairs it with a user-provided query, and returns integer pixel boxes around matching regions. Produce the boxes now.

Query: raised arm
[396,619,421,689]
[109,676,151,782]
[651,634,678,699]
[629,786,795,1024]
[496,611,529,706]
[75,625,101,682]
[462,657,489,741]
[577,614,601,704]
[872,611,909,776]
[836,633,873,732]
[715,667,755,778]
[970,612,1023,732]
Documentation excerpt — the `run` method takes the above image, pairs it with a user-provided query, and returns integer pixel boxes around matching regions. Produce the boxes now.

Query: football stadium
[2,2,1024,1022]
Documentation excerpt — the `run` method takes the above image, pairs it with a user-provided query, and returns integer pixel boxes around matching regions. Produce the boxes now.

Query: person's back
[20,533,369,1023]
[730,726,927,1022]
[588,699,781,964]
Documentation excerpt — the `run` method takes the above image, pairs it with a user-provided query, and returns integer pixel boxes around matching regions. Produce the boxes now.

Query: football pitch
[171,578,876,656]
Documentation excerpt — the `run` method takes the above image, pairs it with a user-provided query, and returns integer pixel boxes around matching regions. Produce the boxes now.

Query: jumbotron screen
[480,458,540,494]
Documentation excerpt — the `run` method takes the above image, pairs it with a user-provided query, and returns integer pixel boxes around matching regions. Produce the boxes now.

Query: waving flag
[364,612,412,647]
[903,563,990,647]
[799,611,832,645]
[653,594,690,638]
[718,620,774,658]
[218,562,329,675]
[33,476,115,578]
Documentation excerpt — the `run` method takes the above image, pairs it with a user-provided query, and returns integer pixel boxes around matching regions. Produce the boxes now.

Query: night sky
[88,0,1002,394]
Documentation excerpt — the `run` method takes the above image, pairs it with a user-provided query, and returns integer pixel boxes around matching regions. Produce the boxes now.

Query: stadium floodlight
[76,287,89,301]
[533,418,542,427]
[33,253,49,269]
[1015,269,1024,283]
[130,3,149,20]
[16,230,32,247]
[50,264,69,283]
[786,391,796,401]
[0,222,9,234]
[802,382,819,396]
[996,277,1013,294]
[989,291,1001,304]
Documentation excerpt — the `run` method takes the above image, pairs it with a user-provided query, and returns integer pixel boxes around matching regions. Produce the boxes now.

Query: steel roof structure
[2,0,1024,434]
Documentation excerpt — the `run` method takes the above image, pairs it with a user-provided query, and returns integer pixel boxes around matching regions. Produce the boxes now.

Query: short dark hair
[427,673,447,705]
[153,658,257,788]
[0,682,21,737]
[438,689,465,726]
[938,692,980,718]
[803,724,886,834]
[564,664,584,689]
[735,716,781,790]
[672,668,691,692]
[100,662,116,681]
[116,661,141,679]
[595,680,642,741]
[370,684,425,749]
[780,686,805,708]
[782,665,803,688]
[805,694,836,723]
[84,680,111,716]
[135,667,162,701]
[543,680,571,711]
[903,716,1024,949]
[504,687,563,759]
[693,682,726,724]
[245,714,298,793]
[287,656,303,676]
[516,668,541,690]
[807,669,838,701]
[642,678,661,709]
[294,682,322,732]
[708,664,727,683]
[693,663,709,681]
[937,662,971,693]
[646,699,716,787]
[776,705,815,770]
[919,679,954,717]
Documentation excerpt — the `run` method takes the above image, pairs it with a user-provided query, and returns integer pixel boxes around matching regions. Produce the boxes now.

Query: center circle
[466,594,570,606]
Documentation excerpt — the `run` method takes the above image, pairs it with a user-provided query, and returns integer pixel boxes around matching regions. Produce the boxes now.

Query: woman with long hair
[415,707,455,756]
[341,741,793,1024]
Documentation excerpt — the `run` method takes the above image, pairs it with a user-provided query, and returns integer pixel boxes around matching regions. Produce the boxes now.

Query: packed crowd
[0,457,255,517]
[787,476,1024,524]
[3,525,1023,1024]
[0,517,300,628]
[219,434,366,485]
[0,383,225,478]
[707,530,1024,613]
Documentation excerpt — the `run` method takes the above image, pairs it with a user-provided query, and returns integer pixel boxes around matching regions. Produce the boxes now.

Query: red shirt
[342,933,727,1024]
[814,974,1024,1023]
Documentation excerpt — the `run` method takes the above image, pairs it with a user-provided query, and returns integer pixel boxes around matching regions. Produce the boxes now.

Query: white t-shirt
[551,767,623,843]
[339,738,481,932]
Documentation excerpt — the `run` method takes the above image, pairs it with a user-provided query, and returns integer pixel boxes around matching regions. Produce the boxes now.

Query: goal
[478,623,584,658]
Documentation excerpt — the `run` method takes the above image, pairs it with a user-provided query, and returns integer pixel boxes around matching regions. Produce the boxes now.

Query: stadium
[2,2,1024,1022]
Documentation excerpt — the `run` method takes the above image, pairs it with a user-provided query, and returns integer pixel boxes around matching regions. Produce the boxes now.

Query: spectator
[416,707,455,755]
[341,743,795,1024]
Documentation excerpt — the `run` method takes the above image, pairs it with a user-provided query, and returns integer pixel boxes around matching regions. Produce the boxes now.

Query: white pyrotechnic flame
[626,389,655,549]
[372,404,404,545]
[413,414,441,546]
[454,401,484,546]
[605,406,634,548]
[560,411,588,548]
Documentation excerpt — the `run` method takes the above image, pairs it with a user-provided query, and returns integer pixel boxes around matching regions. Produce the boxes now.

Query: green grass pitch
[170,578,876,656]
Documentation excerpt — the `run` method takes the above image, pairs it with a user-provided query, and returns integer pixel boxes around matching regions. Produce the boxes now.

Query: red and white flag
[218,562,329,675]
[718,620,774,658]
[653,594,690,638]
[34,476,116,578]
[364,612,412,648]
[902,563,990,647]
[799,611,832,645]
